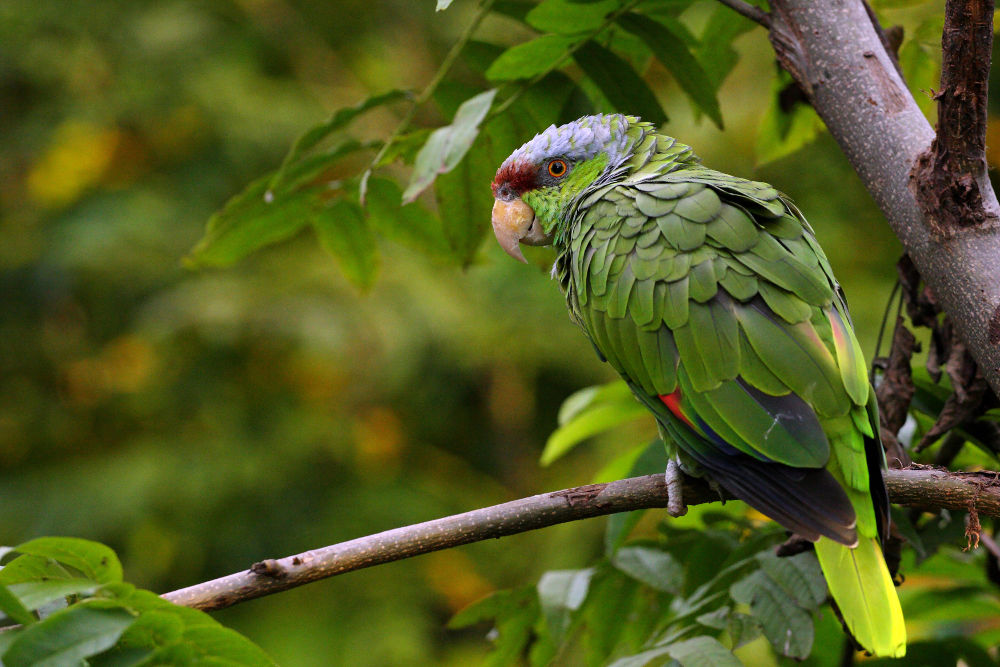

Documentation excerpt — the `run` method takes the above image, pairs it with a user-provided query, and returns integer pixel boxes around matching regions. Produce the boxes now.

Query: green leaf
[755,75,824,165]
[756,551,826,609]
[537,569,593,640]
[403,89,497,202]
[617,13,723,128]
[526,0,617,35]
[667,636,742,667]
[541,400,647,465]
[173,625,276,666]
[7,579,99,615]
[574,40,668,126]
[366,177,453,259]
[433,127,495,265]
[13,537,123,585]
[730,569,814,659]
[0,582,36,626]
[486,35,575,82]
[697,5,755,89]
[187,141,365,267]
[612,546,683,594]
[269,89,407,193]
[311,199,379,289]
[557,380,633,426]
[607,646,673,667]
[3,605,135,667]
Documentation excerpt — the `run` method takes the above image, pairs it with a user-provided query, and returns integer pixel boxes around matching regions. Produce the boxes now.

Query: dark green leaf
[697,6,756,89]
[617,13,723,128]
[366,177,453,260]
[526,0,617,35]
[269,89,407,192]
[403,89,497,202]
[756,551,826,609]
[433,125,496,265]
[574,40,668,126]
[311,199,379,289]
[612,546,683,593]
[486,35,575,82]
[3,606,134,667]
[188,141,365,267]
[730,570,814,659]
[755,75,824,165]
[0,582,35,626]
[13,537,122,585]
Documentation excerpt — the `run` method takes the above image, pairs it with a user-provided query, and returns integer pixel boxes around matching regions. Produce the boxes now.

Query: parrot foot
[664,459,688,518]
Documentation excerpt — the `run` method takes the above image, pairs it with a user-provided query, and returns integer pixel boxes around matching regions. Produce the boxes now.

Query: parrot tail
[814,536,906,657]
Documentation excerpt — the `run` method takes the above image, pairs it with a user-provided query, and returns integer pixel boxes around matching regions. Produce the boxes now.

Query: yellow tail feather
[814,537,906,657]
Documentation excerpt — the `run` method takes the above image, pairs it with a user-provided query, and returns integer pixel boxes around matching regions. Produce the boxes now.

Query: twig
[714,0,770,28]
[163,467,1000,612]
[360,0,496,201]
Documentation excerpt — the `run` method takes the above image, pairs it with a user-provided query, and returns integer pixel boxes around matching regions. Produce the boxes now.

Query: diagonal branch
[162,467,1000,612]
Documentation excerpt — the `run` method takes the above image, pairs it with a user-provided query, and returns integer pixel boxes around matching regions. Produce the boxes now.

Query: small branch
[910,0,997,236]
[163,467,1000,612]
[714,0,771,28]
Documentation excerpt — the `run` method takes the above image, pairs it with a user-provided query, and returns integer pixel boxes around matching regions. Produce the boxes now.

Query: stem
[362,0,496,198]
[162,467,1000,612]
[714,0,770,28]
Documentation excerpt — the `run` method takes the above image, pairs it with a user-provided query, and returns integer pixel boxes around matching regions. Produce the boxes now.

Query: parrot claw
[664,459,688,518]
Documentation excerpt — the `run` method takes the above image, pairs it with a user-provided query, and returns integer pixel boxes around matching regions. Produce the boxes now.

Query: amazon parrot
[490,114,905,657]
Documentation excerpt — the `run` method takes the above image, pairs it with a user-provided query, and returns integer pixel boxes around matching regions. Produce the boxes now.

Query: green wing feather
[559,133,904,656]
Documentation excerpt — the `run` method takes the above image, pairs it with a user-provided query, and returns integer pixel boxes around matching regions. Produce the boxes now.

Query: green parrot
[490,114,905,657]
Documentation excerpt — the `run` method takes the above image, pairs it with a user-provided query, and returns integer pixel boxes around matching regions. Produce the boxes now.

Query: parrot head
[491,114,632,262]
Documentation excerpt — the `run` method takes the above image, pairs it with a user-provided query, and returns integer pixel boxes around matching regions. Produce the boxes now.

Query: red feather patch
[659,390,693,428]
[492,160,538,198]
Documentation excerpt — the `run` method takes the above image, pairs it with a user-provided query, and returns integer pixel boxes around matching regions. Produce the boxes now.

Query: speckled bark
[162,468,1000,612]
[768,0,1000,398]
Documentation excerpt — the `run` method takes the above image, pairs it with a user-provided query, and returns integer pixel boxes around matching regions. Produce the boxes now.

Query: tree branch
[765,0,1000,398]
[162,467,1000,612]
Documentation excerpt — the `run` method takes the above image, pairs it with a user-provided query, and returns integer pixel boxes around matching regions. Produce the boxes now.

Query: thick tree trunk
[768,0,1000,398]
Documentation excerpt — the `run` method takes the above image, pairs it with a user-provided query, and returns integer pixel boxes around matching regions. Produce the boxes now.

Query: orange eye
[547,159,567,178]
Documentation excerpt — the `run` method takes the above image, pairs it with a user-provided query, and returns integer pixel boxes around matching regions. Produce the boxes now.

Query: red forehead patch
[492,160,538,197]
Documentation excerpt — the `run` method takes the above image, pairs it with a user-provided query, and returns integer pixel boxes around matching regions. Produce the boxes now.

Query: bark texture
[768,0,1000,398]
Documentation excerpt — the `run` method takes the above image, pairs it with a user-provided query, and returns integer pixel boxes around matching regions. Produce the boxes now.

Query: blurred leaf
[864,638,995,667]
[366,177,453,259]
[0,582,36,626]
[697,6,755,89]
[755,78,824,165]
[670,636,742,667]
[574,40,668,126]
[403,89,497,202]
[437,0,456,9]
[899,16,944,118]
[2,605,135,667]
[617,13,723,128]
[13,537,123,585]
[542,398,647,465]
[730,569,814,659]
[269,89,408,193]
[612,545,683,593]
[607,646,673,667]
[558,380,633,425]
[311,199,379,289]
[486,35,575,81]
[526,0,617,35]
[537,569,593,640]
[377,128,434,167]
[188,141,365,267]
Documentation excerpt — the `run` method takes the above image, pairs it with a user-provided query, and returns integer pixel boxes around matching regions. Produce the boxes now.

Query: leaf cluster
[0,538,273,666]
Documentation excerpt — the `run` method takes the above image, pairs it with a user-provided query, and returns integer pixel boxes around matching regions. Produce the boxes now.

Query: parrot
[490,114,905,657]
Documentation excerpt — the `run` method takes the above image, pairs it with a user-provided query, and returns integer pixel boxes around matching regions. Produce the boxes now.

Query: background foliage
[1,0,999,664]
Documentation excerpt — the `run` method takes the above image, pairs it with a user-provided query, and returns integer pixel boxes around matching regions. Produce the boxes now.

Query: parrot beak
[491,198,551,263]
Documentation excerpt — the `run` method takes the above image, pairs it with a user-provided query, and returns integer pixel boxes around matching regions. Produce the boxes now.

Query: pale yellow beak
[491,198,552,263]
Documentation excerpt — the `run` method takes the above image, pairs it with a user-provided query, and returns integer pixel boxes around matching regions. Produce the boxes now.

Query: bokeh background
[0,1,975,664]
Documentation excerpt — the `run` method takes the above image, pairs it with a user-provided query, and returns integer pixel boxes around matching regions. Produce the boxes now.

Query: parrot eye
[547,159,568,178]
